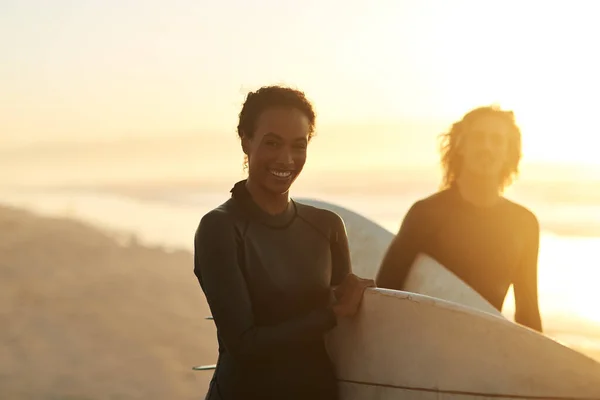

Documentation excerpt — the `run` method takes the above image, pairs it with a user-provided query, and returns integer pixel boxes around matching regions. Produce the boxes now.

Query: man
[376,106,542,332]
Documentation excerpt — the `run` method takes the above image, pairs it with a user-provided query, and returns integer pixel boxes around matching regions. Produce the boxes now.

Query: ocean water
[2,185,600,360]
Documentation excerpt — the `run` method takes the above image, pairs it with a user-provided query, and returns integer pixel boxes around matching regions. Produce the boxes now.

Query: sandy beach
[0,204,214,399]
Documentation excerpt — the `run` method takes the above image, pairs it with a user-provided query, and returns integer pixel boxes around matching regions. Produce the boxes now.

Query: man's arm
[376,202,424,290]
[513,214,543,332]
[194,211,337,361]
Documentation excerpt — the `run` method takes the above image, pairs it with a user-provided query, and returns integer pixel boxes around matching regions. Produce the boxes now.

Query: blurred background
[2,1,599,399]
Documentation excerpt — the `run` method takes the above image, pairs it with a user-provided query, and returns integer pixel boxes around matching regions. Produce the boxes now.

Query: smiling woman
[192,85,374,400]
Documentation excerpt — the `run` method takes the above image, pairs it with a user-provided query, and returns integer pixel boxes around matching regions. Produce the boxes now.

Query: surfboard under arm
[402,253,503,317]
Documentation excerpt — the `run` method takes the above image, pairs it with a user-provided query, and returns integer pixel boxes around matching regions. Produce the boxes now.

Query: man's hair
[438,105,522,191]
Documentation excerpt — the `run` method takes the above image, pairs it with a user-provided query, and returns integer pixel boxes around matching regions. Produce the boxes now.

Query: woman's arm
[194,210,336,361]
[329,212,352,286]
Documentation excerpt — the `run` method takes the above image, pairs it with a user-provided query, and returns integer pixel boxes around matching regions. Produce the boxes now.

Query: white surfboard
[300,199,600,398]
[403,253,503,317]
[325,288,600,399]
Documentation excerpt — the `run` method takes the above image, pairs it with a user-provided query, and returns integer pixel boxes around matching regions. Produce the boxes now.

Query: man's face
[458,114,510,180]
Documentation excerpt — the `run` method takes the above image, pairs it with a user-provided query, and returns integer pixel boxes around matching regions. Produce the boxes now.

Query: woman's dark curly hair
[237,85,316,140]
[438,105,522,192]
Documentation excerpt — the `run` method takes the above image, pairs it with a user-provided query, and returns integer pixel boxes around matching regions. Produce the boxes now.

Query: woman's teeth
[270,170,292,178]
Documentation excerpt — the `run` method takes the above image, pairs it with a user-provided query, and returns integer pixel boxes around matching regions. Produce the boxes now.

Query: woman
[194,85,374,399]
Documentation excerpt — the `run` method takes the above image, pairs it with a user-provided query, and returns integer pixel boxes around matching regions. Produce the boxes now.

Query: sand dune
[0,205,214,399]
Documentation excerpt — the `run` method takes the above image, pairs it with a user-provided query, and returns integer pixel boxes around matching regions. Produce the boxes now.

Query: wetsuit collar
[230,180,296,228]
[449,182,503,213]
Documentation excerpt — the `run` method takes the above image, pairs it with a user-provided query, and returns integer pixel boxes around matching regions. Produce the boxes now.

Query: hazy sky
[1,0,599,165]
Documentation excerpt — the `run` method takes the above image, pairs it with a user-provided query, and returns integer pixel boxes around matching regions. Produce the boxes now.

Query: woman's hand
[332,274,376,318]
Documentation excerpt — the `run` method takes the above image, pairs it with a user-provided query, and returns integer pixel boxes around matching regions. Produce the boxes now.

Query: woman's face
[242,107,310,195]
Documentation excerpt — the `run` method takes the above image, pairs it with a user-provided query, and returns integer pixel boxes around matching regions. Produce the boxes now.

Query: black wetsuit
[376,184,542,331]
[194,180,351,400]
